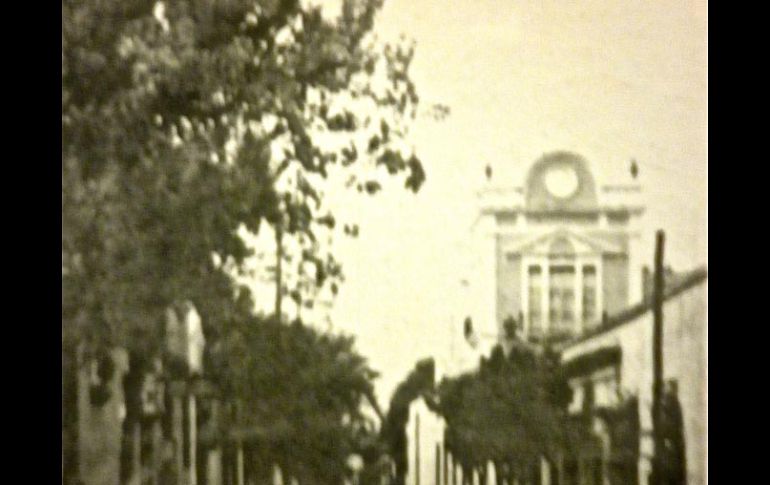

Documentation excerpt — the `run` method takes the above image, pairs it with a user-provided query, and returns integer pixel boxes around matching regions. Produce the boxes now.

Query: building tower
[477,151,644,345]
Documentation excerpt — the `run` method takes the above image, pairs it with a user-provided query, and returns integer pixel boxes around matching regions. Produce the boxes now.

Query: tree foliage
[211,311,381,484]
[63,0,427,354]
[435,344,577,482]
[63,0,432,481]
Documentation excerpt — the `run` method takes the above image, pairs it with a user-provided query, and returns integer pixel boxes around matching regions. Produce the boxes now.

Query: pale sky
[253,0,708,407]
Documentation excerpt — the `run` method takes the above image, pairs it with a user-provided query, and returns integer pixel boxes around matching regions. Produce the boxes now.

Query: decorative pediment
[504,229,623,256]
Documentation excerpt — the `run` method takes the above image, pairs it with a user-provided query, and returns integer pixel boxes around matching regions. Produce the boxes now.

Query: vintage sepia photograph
[62,1,708,484]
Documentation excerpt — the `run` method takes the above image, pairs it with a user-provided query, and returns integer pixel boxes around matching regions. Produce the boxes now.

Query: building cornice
[481,206,646,217]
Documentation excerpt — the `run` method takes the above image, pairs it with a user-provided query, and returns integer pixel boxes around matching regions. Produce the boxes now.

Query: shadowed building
[561,267,707,485]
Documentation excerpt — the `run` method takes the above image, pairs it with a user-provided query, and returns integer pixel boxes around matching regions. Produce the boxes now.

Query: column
[627,218,644,305]
[234,399,245,485]
[208,400,223,485]
[236,442,244,485]
[595,256,604,318]
[486,461,496,485]
[272,464,284,485]
[189,395,197,485]
[132,422,142,484]
[575,260,584,334]
[540,457,551,485]
[414,413,420,485]
[541,259,550,336]
[172,392,184,485]
[152,419,163,485]
[207,448,223,485]
[595,256,603,323]
[521,257,529,338]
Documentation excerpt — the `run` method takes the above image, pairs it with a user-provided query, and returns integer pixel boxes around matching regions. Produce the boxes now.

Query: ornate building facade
[477,151,645,344]
[405,151,706,485]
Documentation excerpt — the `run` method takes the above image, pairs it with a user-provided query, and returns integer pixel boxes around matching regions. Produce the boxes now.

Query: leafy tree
[212,311,382,484]
[63,0,436,481]
[435,344,578,484]
[62,0,427,355]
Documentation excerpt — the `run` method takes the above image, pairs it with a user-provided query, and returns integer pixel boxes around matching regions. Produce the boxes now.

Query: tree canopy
[62,0,429,356]
[210,311,382,484]
[434,343,578,482]
[63,1,436,482]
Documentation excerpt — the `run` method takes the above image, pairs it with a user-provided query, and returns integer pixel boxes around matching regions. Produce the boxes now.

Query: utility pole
[651,230,665,485]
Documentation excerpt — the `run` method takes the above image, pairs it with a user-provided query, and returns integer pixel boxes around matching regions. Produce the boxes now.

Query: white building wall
[474,212,500,345]
[406,397,446,485]
[661,281,707,485]
[626,218,646,306]
[561,279,707,485]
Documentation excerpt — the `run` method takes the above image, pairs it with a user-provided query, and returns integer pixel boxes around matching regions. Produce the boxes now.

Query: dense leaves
[435,344,578,482]
[63,0,430,482]
[212,312,382,484]
[63,0,427,352]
